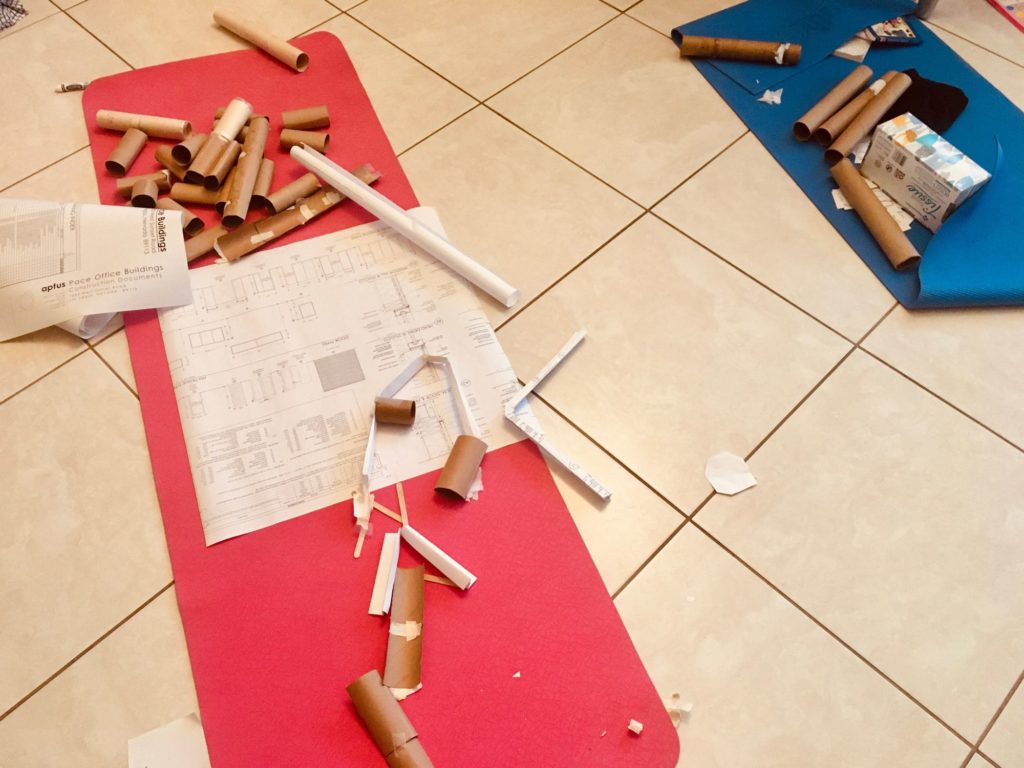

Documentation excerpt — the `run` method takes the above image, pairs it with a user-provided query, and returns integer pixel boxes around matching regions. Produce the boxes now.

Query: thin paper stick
[252,158,275,208]
[396,482,409,527]
[368,532,401,616]
[223,116,270,227]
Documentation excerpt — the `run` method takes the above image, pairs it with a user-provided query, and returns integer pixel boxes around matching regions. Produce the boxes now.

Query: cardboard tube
[154,145,187,182]
[252,158,275,208]
[130,177,158,208]
[435,435,487,500]
[172,132,208,165]
[157,198,204,236]
[213,97,253,140]
[213,8,309,72]
[826,72,912,165]
[386,739,434,768]
[282,105,330,130]
[223,116,270,227]
[185,225,228,262]
[116,171,170,198]
[216,166,238,214]
[264,172,321,214]
[204,139,242,190]
[280,128,329,153]
[375,398,416,426]
[104,128,147,177]
[216,206,305,262]
[793,65,873,141]
[678,35,801,65]
[384,566,424,696]
[831,159,919,271]
[347,670,432,765]
[812,72,896,146]
[188,132,231,183]
[170,182,221,206]
[95,109,192,140]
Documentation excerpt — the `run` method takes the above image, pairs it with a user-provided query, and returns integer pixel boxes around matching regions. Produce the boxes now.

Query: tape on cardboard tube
[384,566,424,695]
[172,132,208,165]
[187,133,231,183]
[170,182,221,206]
[213,8,310,72]
[215,166,238,214]
[385,738,434,768]
[280,128,329,153]
[677,34,801,65]
[130,177,159,208]
[204,139,242,190]
[153,146,187,182]
[214,206,305,262]
[264,172,321,214]
[813,73,897,146]
[831,159,920,271]
[375,397,416,426]
[282,105,330,130]
[95,109,192,140]
[222,116,270,227]
[104,128,147,177]
[346,670,433,764]
[793,65,873,141]
[116,171,170,198]
[826,72,912,165]
[185,225,228,262]
[156,198,204,236]
[435,434,488,500]
[252,158,275,207]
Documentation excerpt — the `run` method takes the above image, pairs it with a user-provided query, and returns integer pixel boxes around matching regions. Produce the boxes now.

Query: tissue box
[862,112,991,232]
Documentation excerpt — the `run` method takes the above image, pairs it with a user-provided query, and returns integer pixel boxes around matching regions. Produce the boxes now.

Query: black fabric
[881,68,969,134]
[0,0,28,31]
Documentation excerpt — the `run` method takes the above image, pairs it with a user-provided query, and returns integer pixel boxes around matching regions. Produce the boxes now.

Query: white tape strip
[868,78,886,95]
[389,620,422,641]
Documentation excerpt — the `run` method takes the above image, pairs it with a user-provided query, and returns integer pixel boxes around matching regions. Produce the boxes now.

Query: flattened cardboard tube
[812,71,896,146]
[105,127,147,177]
[172,132,208,165]
[264,172,321,214]
[213,8,309,72]
[130,178,159,208]
[157,198,204,236]
[188,132,232,183]
[252,158,275,207]
[95,109,192,140]
[185,225,228,262]
[435,434,487,500]
[223,116,270,227]
[280,128,329,153]
[678,35,801,65]
[384,566,424,696]
[400,525,477,591]
[170,182,221,206]
[375,398,416,426]
[793,64,873,141]
[826,72,912,165]
[346,670,433,766]
[204,139,242,190]
[116,171,170,199]
[154,145,187,182]
[831,159,920,271]
[282,105,330,130]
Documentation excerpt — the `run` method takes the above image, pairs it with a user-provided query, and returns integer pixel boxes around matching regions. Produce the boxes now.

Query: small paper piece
[851,136,871,165]
[368,532,400,616]
[833,186,913,232]
[513,671,521,678]
[757,88,783,105]
[665,693,693,729]
[401,525,477,590]
[627,719,644,735]
[833,35,871,62]
[128,713,211,768]
[704,451,757,495]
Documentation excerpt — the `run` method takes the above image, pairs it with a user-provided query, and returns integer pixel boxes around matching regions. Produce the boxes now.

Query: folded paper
[704,451,757,496]
[400,525,476,591]
[127,713,211,768]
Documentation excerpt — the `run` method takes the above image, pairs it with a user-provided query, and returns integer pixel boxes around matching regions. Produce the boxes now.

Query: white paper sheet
[159,208,531,544]
[705,451,757,495]
[128,713,211,768]
[0,199,191,341]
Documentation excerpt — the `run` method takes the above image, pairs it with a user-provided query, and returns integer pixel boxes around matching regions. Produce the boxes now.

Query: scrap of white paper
[832,187,914,232]
[833,35,871,62]
[705,452,757,495]
[757,88,783,105]
[0,199,191,341]
[851,137,871,165]
[128,713,211,768]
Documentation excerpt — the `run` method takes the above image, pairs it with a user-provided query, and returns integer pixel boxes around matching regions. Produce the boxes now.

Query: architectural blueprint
[158,208,529,545]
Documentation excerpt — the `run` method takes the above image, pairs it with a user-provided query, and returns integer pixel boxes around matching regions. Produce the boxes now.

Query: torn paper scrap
[757,88,783,105]
[401,525,476,590]
[384,566,424,700]
[705,452,757,495]
[368,532,400,616]
[833,186,913,232]
[128,713,211,768]
[627,719,644,735]
[851,136,871,165]
[346,669,434,768]
[665,693,693,728]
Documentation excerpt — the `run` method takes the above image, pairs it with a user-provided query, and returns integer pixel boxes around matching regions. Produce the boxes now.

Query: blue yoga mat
[674,0,1024,308]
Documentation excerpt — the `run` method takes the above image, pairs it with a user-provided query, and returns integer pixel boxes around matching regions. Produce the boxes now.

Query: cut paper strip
[128,713,211,768]
[704,452,757,496]
[368,532,401,616]
[401,525,477,590]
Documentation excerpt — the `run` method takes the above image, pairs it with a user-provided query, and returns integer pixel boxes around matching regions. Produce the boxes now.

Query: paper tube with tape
[223,116,270,227]
[678,35,801,65]
[185,225,229,263]
[400,525,476,591]
[116,171,170,199]
[792,65,873,141]
[826,72,913,165]
[105,127,147,177]
[95,109,192,140]
[282,105,330,130]
[264,172,321,214]
[813,72,897,146]
[384,566,424,700]
[831,159,919,271]
[346,670,434,768]
[156,198,204,236]
[213,8,310,72]
[375,398,416,426]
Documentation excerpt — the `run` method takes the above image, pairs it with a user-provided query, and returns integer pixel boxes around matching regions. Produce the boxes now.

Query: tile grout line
[0,346,91,408]
[396,104,479,158]
[61,7,135,71]
[0,2,59,40]
[925,19,1024,71]
[0,145,90,194]
[971,668,1023,758]
[0,581,174,723]
[88,343,139,401]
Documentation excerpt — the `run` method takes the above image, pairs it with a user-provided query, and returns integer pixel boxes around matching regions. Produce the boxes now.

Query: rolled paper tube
[346,670,432,766]
[826,72,912,165]
[375,397,416,426]
[264,172,321,214]
[185,225,228,262]
[251,158,275,207]
[204,139,243,190]
[281,105,330,130]
[156,198,204,236]
[813,71,897,146]
[435,434,488,500]
[95,109,192,140]
[223,116,270,227]
[793,64,873,141]
[188,132,231,183]
[213,8,310,72]
[280,128,329,153]
[171,132,208,165]
[130,178,158,208]
[212,97,253,140]
[170,182,221,206]
[115,171,170,198]
[104,128,147,177]
[831,159,919,271]
[400,525,476,590]
[154,145,187,182]
[678,35,801,65]
[384,566,424,695]
[216,166,238,214]
[385,739,434,768]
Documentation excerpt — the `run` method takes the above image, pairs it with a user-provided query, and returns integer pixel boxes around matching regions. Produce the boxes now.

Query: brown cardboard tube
[280,128,329,153]
[826,72,912,165]
[264,172,321,214]
[223,116,270,227]
[213,8,309,72]
[678,35,801,65]
[186,225,228,262]
[204,139,242,190]
[116,171,170,198]
[793,64,873,141]
[375,398,416,426]
[154,146,187,182]
[282,105,330,130]
[156,198,204,236]
[831,159,919,271]
[105,128,147,177]
[812,71,898,146]
[216,166,237,214]
[172,132,208,165]
[435,435,487,500]
[130,178,158,208]
[170,182,221,206]
[384,566,424,694]
[252,158,275,208]
[385,739,434,768]
[347,670,432,765]
[95,109,192,140]
[188,132,231,183]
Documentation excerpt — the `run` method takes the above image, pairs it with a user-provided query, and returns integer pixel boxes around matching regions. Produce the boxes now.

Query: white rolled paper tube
[400,525,477,590]
[214,97,253,141]
[290,145,520,308]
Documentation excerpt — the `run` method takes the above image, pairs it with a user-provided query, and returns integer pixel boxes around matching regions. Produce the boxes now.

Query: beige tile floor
[1,1,1022,766]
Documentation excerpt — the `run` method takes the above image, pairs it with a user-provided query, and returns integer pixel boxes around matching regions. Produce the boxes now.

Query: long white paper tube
[214,98,252,141]
[400,525,477,590]
[290,145,520,308]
